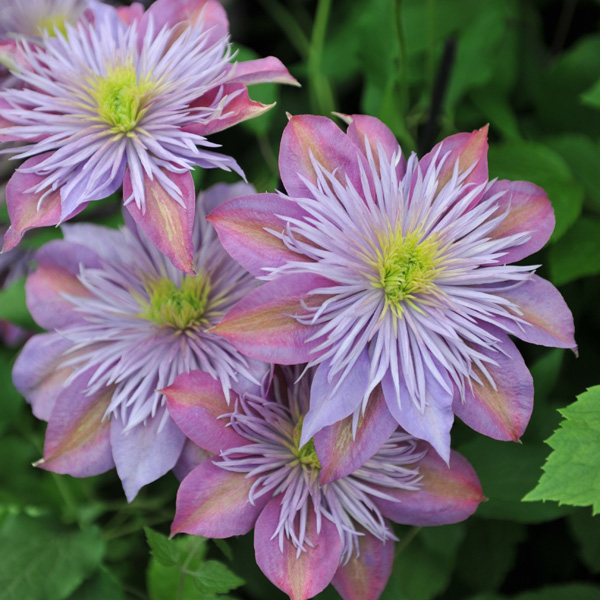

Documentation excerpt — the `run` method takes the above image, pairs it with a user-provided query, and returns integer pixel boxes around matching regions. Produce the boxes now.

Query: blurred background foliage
[1,0,600,598]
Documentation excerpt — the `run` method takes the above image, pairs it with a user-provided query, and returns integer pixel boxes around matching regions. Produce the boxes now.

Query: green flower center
[37,14,70,37]
[292,418,322,470]
[138,274,211,331]
[374,230,442,316]
[93,65,151,133]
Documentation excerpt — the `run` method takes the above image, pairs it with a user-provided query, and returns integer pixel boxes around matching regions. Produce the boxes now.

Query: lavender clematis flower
[208,114,576,461]
[12,182,267,501]
[0,0,297,272]
[163,366,483,600]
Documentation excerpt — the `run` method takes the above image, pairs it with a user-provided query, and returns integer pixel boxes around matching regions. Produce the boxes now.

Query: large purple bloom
[209,114,576,461]
[0,0,297,272]
[163,366,483,600]
[13,182,266,500]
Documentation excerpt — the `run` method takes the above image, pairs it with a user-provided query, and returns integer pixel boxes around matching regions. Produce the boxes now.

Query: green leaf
[67,568,124,600]
[0,515,104,600]
[145,527,188,568]
[213,538,233,562]
[568,509,600,574]
[548,218,600,286]
[191,560,244,595]
[0,278,39,330]
[488,141,584,241]
[459,437,574,523]
[514,584,600,600]
[524,386,600,514]
[581,77,600,109]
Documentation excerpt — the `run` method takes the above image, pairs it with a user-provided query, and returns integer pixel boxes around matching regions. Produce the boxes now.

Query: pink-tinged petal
[314,385,397,484]
[331,532,394,600]
[255,497,342,600]
[495,275,577,351]
[163,370,246,453]
[454,330,533,442]
[143,0,228,46]
[198,181,255,215]
[116,2,144,24]
[0,97,23,141]
[111,406,186,502]
[374,444,484,526]
[38,372,115,477]
[26,240,100,330]
[346,114,405,179]
[226,57,299,86]
[61,222,128,263]
[172,460,268,537]
[184,84,276,136]
[280,115,370,200]
[485,180,554,264]
[2,154,88,252]
[173,440,211,481]
[12,333,74,421]
[420,125,489,205]
[208,192,310,277]
[124,169,195,274]
[300,350,371,446]
[213,274,331,365]
[382,366,454,463]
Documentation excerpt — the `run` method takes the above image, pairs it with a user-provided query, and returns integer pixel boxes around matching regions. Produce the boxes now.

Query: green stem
[395,526,422,555]
[256,0,310,58]
[308,0,335,114]
[177,537,205,600]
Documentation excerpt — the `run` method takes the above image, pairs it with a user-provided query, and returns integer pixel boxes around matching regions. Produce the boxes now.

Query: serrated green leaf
[0,515,104,600]
[524,386,600,514]
[145,527,184,568]
[0,278,39,331]
[568,509,600,574]
[191,560,244,595]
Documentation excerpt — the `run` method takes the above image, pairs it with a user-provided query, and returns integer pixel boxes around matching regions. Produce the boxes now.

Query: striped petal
[374,444,484,526]
[280,115,370,200]
[486,180,555,264]
[331,532,394,600]
[454,329,533,442]
[124,169,196,274]
[496,275,577,351]
[213,274,330,365]
[314,385,397,484]
[38,371,115,477]
[208,193,310,277]
[163,370,247,453]
[172,460,268,537]
[254,496,342,600]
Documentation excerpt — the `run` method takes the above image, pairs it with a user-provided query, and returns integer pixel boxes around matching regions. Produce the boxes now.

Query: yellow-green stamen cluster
[291,418,322,470]
[37,14,70,37]
[374,230,442,316]
[138,274,211,331]
[93,65,151,133]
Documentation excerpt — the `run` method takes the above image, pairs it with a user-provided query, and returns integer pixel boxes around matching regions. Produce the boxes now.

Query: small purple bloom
[209,114,577,461]
[13,182,267,500]
[0,0,297,272]
[163,366,483,600]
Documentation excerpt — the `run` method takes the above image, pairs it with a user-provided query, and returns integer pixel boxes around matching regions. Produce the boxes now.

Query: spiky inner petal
[138,274,211,330]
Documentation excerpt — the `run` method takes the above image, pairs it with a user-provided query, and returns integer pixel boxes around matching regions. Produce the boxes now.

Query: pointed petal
[496,275,576,351]
[2,154,88,252]
[116,3,144,24]
[163,370,246,453]
[486,180,554,263]
[300,349,371,446]
[346,114,405,179]
[208,192,309,277]
[454,329,533,442]
[254,497,342,600]
[172,460,268,537]
[420,126,489,205]
[314,385,397,484]
[374,443,484,526]
[198,181,255,215]
[280,115,369,200]
[227,57,299,86]
[124,169,196,274]
[172,440,210,481]
[61,222,129,263]
[213,274,330,365]
[331,532,394,600]
[39,372,115,477]
[13,333,74,421]
[382,367,454,463]
[26,240,100,329]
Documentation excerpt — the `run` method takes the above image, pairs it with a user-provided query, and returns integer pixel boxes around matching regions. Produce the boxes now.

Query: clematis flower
[0,0,297,272]
[163,366,483,600]
[12,182,267,500]
[208,114,576,461]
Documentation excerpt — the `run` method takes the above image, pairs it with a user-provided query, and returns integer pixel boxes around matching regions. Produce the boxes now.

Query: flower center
[93,65,150,132]
[375,230,441,314]
[292,418,322,470]
[138,274,211,331]
[37,14,70,37]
